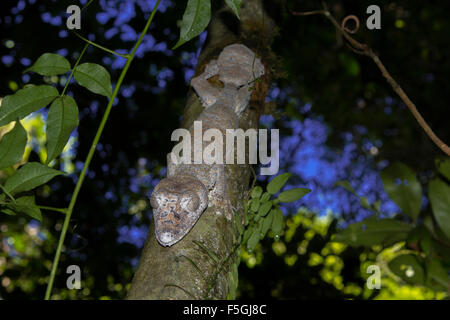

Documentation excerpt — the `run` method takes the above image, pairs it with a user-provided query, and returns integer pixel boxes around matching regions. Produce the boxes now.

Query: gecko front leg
[191,59,220,108]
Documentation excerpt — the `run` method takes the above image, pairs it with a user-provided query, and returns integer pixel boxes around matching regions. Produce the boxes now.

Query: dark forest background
[0,0,449,299]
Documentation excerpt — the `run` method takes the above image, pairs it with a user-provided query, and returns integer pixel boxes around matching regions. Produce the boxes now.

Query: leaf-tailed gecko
[150,44,264,247]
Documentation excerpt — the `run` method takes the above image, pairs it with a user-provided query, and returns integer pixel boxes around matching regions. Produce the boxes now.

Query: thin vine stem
[290,2,450,156]
[73,31,130,59]
[44,0,162,299]
[61,43,89,96]
[37,206,67,214]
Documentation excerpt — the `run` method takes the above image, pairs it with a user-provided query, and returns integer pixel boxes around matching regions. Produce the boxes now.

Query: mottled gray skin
[150,44,264,247]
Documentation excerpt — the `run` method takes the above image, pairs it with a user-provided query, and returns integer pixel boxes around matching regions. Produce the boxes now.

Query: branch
[291,5,450,157]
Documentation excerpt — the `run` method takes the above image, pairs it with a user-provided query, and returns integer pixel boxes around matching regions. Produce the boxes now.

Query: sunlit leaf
[172,0,211,49]
[267,173,291,195]
[74,63,113,98]
[0,85,59,126]
[334,218,412,247]
[0,120,27,169]
[46,95,79,164]
[4,162,63,195]
[428,179,450,239]
[388,254,425,285]
[24,53,71,76]
[278,188,310,203]
[380,162,422,222]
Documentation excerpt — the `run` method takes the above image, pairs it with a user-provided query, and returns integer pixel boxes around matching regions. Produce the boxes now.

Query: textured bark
[127,0,276,300]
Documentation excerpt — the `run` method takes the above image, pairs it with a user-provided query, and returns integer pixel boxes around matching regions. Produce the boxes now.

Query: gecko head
[218,44,264,87]
[150,175,208,247]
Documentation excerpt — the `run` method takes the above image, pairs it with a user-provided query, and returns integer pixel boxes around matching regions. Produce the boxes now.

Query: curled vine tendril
[341,15,360,34]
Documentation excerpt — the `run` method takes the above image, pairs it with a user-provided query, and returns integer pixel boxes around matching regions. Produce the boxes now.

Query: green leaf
[360,196,370,209]
[258,200,272,217]
[278,188,310,203]
[250,198,260,212]
[7,195,42,221]
[380,162,422,222]
[172,0,211,49]
[267,173,292,195]
[242,226,254,245]
[192,240,219,264]
[260,209,274,239]
[426,259,449,288]
[435,158,450,181]
[225,0,242,19]
[24,53,71,76]
[0,120,27,169]
[45,95,79,164]
[251,186,263,199]
[247,224,260,251]
[1,208,16,216]
[271,208,284,236]
[4,162,63,196]
[335,180,356,194]
[260,192,271,203]
[74,63,113,98]
[0,85,59,126]
[334,218,412,247]
[0,185,15,203]
[428,179,450,239]
[234,211,243,235]
[388,254,425,285]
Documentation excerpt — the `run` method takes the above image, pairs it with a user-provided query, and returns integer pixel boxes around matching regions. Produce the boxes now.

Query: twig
[291,5,450,156]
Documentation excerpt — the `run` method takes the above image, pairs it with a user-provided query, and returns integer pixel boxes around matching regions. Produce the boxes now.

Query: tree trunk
[127,0,276,300]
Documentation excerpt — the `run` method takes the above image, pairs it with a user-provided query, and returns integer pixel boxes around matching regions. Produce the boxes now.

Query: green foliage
[45,96,79,164]
[172,0,211,49]
[278,188,311,203]
[334,218,412,247]
[73,63,113,98]
[380,162,422,222]
[3,162,62,196]
[335,159,450,293]
[251,186,263,198]
[428,178,450,239]
[388,254,425,285]
[4,195,42,221]
[24,53,71,76]
[0,85,59,126]
[267,173,291,195]
[225,0,242,19]
[226,173,310,297]
[435,158,450,181]
[0,121,27,169]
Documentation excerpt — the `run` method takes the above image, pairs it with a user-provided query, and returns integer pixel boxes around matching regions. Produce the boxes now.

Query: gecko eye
[181,193,200,212]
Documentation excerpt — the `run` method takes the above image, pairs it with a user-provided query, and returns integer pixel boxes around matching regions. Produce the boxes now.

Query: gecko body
[150,44,264,247]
